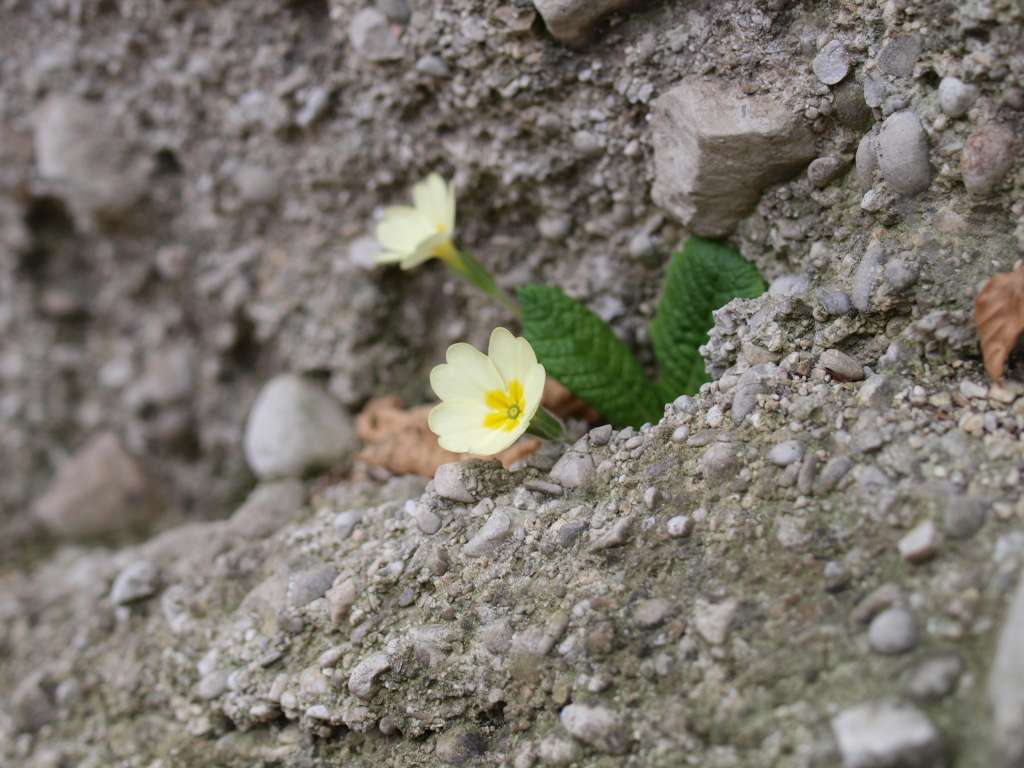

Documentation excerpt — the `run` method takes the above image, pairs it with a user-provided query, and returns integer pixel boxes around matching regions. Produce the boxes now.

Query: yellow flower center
[483,379,526,432]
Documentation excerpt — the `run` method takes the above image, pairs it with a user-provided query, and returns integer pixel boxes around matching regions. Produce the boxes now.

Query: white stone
[666,515,693,538]
[560,704,627,754]
[938,77,978,118]
[831,702,944,768]
[868,607,918,655]
[769,440,804,467]
[243,374,356,479]
[694,597,739,645]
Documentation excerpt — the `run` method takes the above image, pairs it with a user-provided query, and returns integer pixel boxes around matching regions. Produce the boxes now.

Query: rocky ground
[1,0,1023,766]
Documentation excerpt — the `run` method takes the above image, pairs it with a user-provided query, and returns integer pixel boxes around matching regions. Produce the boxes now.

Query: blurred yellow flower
[428,327,545,455]
[375,173,458,270]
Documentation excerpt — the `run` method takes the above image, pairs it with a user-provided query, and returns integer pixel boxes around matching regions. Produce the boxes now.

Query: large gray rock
[243,374,356,479]
[876,111,930,196]
[991,573,1024,767]
[532,0,638,46]
[34,95,148,218]
[651,78,816,237]
[33,432,161,540]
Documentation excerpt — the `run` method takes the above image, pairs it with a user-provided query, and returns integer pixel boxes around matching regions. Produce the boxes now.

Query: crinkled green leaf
[519,284,663,428]
[650,237,766,399]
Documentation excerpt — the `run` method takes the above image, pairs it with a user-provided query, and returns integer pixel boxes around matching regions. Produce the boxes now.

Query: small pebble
[768,440,803,467]
[633,598,671,628]
[876,110,931,196]
[812,40,849,85]
[813,455,854,495]
[807,155,847,187]
[110,561,160,606]
[869,607,919,655]
[694,597,739,645]
[938,76,978,118]
[906,652,962,700]
[589,424,613,446]
[642,486,660,510]
[898,521,940,564]
[666,515,693,538]
[877,33,921,78]
[559,704,627,755]
[962,123,1016,197]
[943,496,988,540]
[820,348,865,382]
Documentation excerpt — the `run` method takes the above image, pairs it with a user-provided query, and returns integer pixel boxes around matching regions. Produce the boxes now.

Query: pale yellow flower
[375,173,458,270]
[428,327,546,455]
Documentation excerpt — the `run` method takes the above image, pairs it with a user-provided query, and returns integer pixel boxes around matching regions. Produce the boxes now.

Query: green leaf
[519,284,663,428]
[650,237,766,399]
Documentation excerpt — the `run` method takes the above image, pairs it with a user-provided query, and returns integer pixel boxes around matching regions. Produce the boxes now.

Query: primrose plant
[374,173,766,456]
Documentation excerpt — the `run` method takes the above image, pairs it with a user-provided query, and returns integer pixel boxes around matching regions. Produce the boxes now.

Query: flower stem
[449,249,521,317]
[526,407,565,441]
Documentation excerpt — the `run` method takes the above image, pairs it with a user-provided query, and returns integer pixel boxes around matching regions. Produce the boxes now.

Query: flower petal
[431,360,488,402]
[441,342,505,396]
[375,206,435,255]
[521,363,546,423]
[488,327,538,387]
[428,400,518,455]
[412,174,455,233]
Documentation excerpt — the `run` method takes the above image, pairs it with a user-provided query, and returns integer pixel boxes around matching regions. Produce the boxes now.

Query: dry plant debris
[355,397,540,478]
[975,261,1024,380]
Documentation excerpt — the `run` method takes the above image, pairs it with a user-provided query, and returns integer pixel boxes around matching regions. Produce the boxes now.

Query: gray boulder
[652,77,816,237]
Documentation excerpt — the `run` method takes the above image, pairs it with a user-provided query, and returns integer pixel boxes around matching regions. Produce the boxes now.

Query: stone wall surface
[1,0,1023,766]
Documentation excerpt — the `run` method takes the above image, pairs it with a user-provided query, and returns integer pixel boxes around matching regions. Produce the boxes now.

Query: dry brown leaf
[355,397,540,479]
[543,377,601,423]
[975,261,1024,380]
